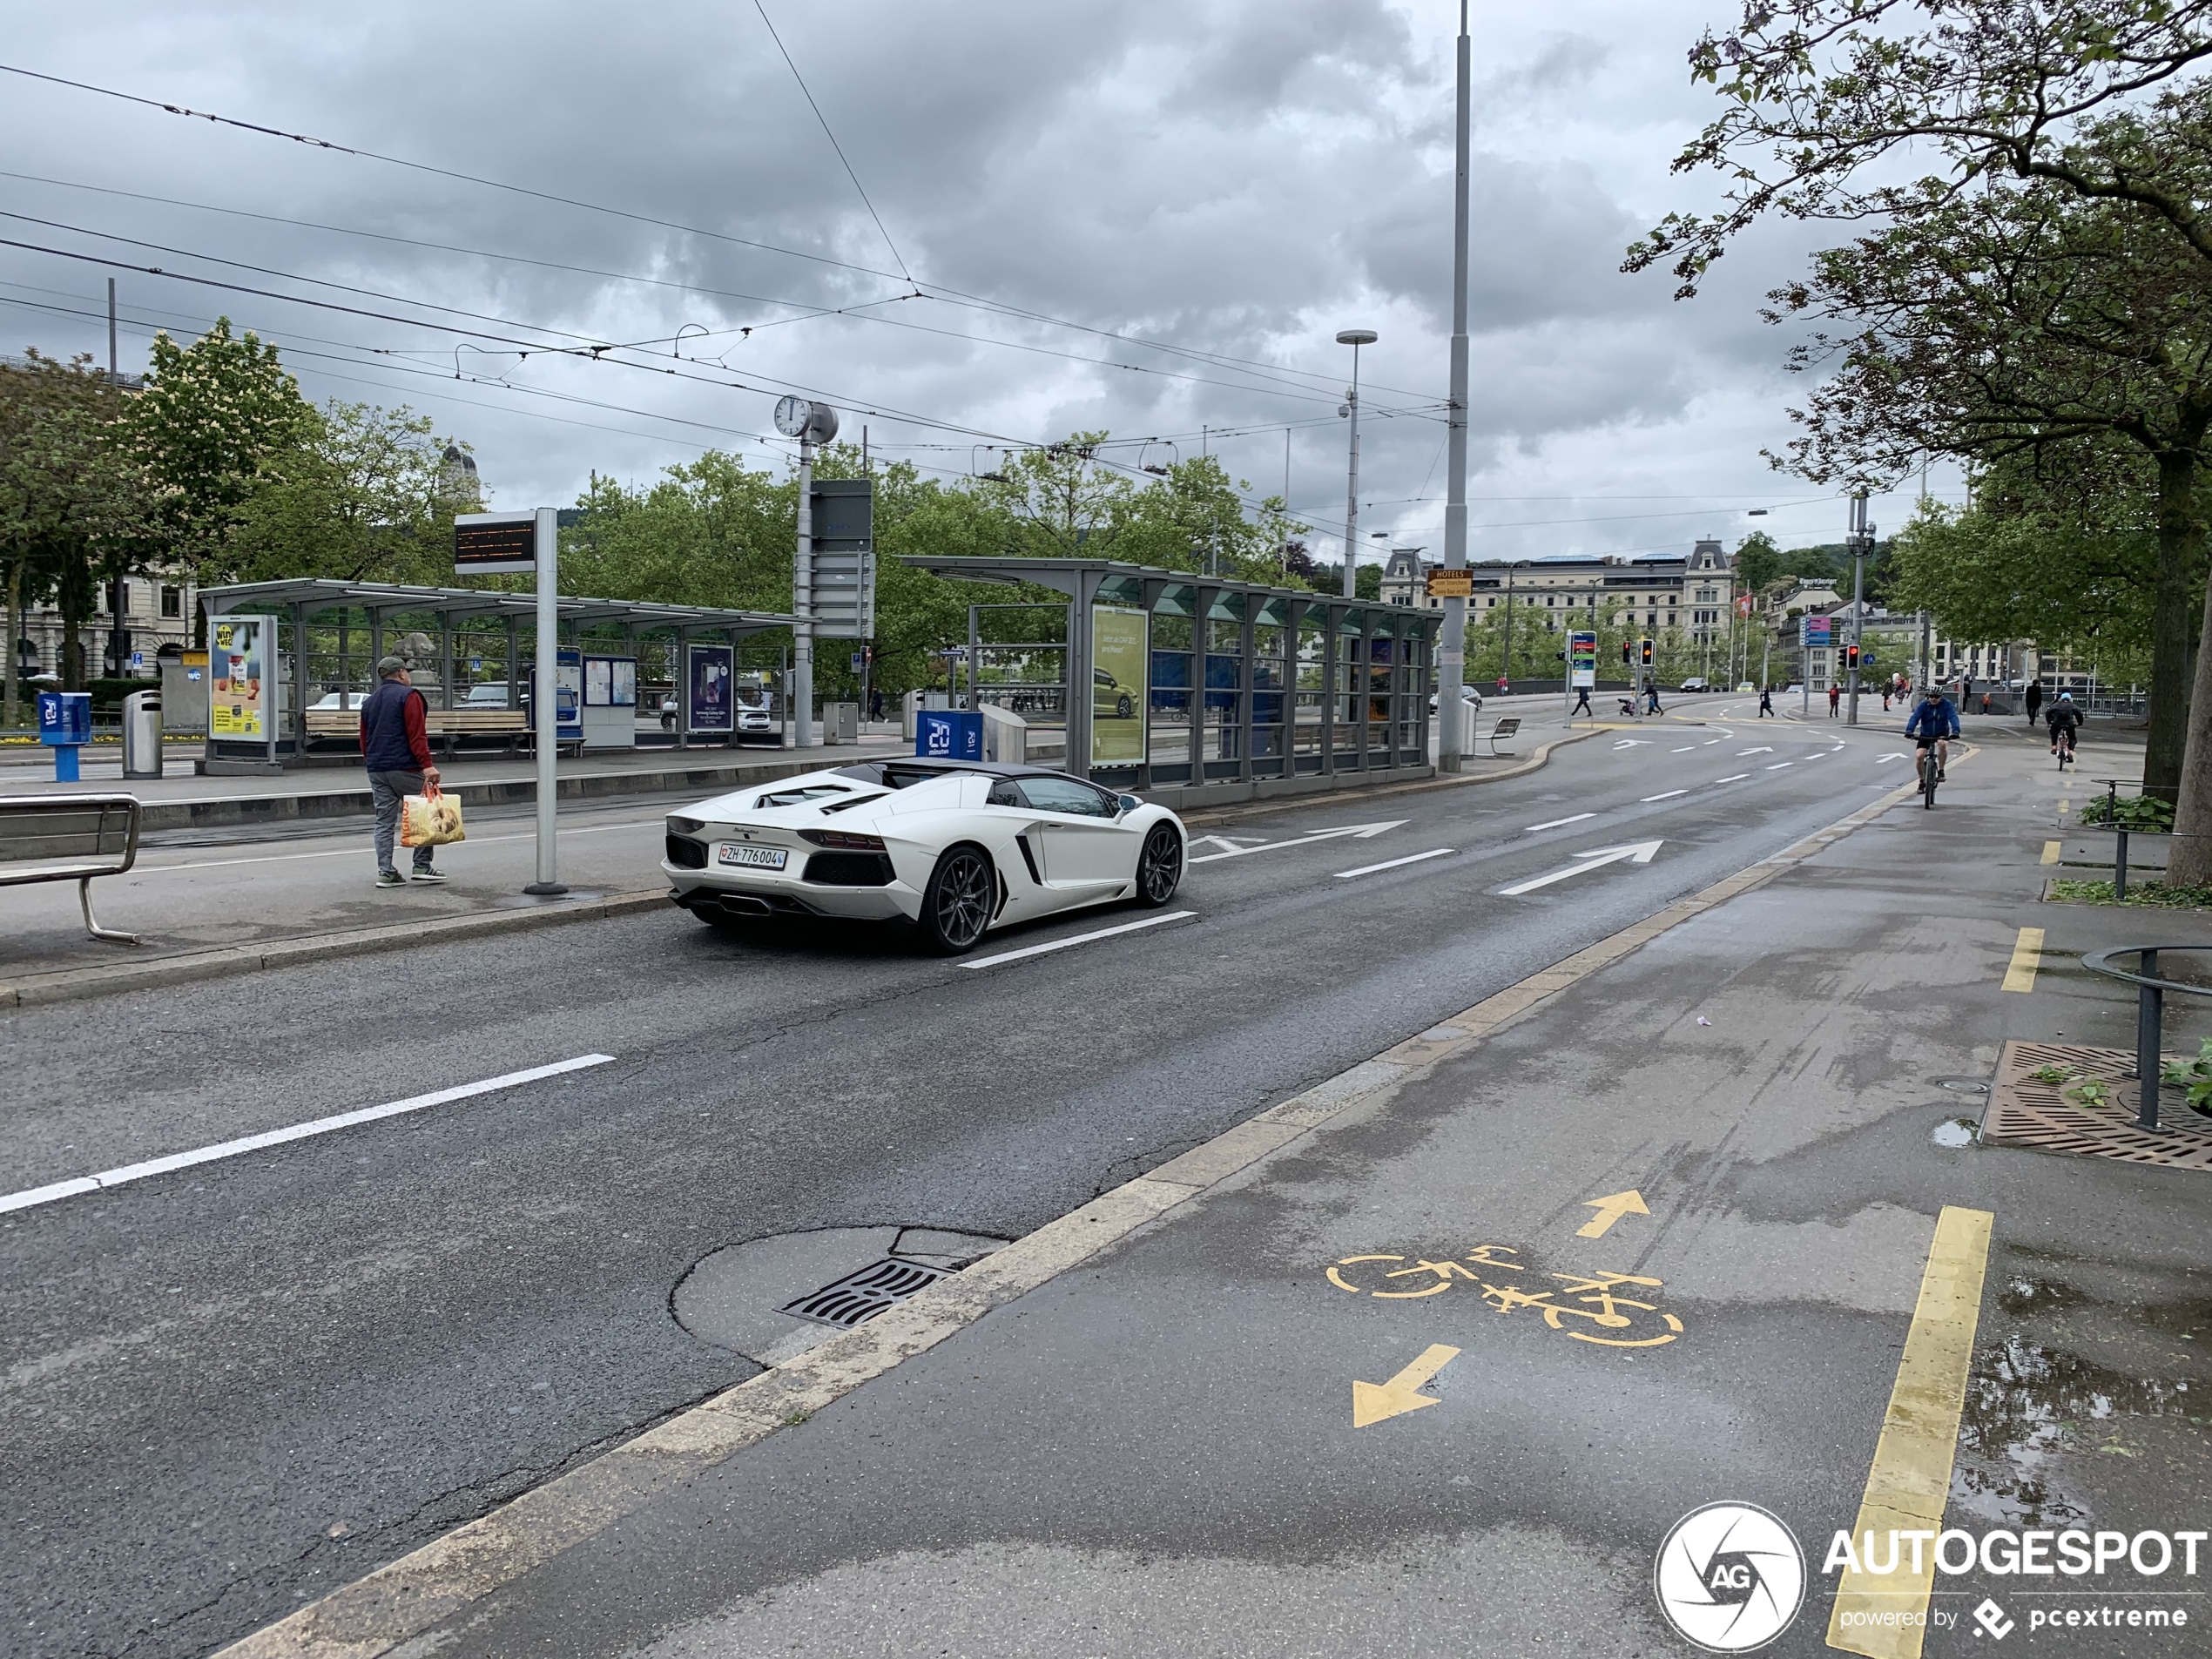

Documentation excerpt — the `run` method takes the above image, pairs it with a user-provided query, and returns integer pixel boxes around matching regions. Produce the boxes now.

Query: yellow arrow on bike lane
[1352,1343,1462,1427]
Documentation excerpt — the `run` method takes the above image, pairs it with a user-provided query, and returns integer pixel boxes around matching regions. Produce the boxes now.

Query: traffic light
[1640,637,1655,668]
[1845,644,1861,671]
[1621,641,1632,665]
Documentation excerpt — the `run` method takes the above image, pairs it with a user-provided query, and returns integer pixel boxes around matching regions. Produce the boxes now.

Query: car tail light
[798,829,887,850]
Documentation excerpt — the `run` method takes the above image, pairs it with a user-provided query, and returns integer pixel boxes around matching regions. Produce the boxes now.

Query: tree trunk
[2144,448,2199,802]
[2167,450,2212,884]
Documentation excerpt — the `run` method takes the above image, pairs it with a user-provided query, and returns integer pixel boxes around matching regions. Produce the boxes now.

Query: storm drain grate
[780,1257,954,1329]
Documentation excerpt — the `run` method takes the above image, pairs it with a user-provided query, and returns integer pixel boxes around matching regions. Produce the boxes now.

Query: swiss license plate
[716,843,787,869]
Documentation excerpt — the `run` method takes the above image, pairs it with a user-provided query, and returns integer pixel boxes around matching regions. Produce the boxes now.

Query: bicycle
[2053,727,2077,771]
[1918,741,1940,809]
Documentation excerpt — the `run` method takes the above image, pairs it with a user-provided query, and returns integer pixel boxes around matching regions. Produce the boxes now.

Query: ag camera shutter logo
[1654,1502,1806,1652]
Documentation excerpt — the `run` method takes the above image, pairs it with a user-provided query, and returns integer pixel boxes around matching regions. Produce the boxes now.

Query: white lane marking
[1804,752,1828,760]
[1335,848,1454,879]
[1737,746,1774,756]
[1766,761,1794,770]
[1525,813,1596,832]
[1878,752,1908,764]
[1498,840,1663,896]
[1714,773,1751,784]
[1671,746,1696,753]
[0,1055,617,1217]
[1188,821,1406,864]
[137,817,665,876]
[1641,790,1688,802]
[961,910,1196,968]
[1703,738,1721,745]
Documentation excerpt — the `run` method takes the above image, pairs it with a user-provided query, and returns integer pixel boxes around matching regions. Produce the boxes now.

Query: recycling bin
[122,689,164,779]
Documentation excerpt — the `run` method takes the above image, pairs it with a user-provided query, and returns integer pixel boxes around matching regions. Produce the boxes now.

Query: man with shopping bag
[360,655,448,887]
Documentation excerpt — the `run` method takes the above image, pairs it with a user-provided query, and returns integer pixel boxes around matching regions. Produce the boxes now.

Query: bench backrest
[0,795,141,884]
[1492,718,1521,738]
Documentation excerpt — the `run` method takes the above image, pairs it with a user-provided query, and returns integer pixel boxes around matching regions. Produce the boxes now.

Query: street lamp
[1337,328,1377,599]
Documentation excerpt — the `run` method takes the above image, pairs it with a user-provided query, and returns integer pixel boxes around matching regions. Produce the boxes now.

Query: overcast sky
[0,0,1956,565]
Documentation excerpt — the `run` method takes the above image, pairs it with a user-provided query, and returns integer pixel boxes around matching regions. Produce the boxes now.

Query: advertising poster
[1569,630,1597,689]
[1090,606,1148,767]
[688,644,734,732]
[611,658,637,706]
[208,616,271,739]
[583,658,613,706]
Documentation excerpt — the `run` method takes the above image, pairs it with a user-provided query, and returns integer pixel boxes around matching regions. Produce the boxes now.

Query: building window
[161,585,183,618]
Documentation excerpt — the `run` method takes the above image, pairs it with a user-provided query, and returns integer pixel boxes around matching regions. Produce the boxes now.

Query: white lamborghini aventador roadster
[663,757,1187,954]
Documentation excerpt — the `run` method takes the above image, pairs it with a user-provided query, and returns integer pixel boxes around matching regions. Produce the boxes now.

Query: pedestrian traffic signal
[1640,638,1655,668]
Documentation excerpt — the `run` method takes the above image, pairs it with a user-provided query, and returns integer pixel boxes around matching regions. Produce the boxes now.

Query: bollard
[2137,948,2162,1130]
[2116,826,2129,900]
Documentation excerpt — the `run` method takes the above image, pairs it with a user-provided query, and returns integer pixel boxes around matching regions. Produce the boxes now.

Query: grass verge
[2049,877,2212,908]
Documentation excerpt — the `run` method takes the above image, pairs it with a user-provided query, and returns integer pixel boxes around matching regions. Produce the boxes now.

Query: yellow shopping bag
[400,781,467,847]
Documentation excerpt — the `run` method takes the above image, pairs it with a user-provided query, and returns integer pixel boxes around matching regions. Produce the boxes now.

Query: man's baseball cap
[376,655,408,676]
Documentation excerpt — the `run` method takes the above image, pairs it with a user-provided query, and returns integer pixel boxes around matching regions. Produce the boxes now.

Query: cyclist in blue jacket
[1904,685,1960,780]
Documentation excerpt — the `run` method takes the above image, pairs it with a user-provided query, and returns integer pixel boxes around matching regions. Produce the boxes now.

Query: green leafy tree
[0,351,161,697]
[128,319,319,635]
[227,401,476,584]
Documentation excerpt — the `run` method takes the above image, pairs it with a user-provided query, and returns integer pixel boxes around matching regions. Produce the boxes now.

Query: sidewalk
[228,730,2212,1658]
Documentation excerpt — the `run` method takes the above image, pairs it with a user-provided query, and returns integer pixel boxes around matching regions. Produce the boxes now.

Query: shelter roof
[199,578,794,633]
[898,556,1440,631]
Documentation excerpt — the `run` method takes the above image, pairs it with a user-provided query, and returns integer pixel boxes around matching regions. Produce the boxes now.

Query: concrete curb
[0,890,672,1010]
[213,752,1927,1659]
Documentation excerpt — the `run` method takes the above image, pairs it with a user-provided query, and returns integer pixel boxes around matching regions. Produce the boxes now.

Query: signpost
[775,397,843,749]
[1799,614,1832,717]
[455,509,564,894]
[1568,630,1596,718]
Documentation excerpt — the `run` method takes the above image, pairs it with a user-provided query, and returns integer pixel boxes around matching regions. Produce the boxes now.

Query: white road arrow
[1188,821,1407,864]
[1497,840,1663,896]
[1878,752,1908,764]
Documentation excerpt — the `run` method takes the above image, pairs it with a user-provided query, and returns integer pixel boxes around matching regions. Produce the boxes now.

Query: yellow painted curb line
[2001,926,2045,993]
[1824,1205,1995,1659]
[216,745,1932,1659]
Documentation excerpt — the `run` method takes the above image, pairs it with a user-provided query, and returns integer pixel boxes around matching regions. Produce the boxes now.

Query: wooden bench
[1488,717,1521,756]
[0,794,142,942]
[303,707,539,755]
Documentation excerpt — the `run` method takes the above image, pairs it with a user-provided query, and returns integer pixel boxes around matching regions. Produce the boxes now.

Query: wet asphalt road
[3,705,1906,1657]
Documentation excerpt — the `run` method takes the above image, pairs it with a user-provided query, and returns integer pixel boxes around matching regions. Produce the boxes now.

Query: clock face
[773,395,811,437]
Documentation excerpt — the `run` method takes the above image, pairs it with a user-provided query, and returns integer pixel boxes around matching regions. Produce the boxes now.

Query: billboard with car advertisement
[1090,606,1148,767]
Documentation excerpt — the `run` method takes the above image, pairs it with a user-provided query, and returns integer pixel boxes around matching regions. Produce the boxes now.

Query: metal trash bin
[121,689,164,779]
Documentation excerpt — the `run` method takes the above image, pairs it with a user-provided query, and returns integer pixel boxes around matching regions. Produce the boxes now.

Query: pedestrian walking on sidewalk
[2025,680,2043,726]
[1571,685,1592,718]
[1828,684,1841,718]
[361,656,445,887]
[1758,685,1774,718]
[1645,683,1663,715]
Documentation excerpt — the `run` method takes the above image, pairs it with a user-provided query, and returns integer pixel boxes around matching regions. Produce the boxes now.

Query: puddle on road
[1931,1116,1979,1149]
[1952,1330,2199,1527]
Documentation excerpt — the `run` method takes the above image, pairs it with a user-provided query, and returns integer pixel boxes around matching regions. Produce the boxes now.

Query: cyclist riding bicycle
[1905,685,1959,780]
[2047,691,2084,761]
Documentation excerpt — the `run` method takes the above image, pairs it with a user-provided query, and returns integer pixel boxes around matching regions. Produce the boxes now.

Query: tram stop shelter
[904,556,1443,802]
[194,578,800,772]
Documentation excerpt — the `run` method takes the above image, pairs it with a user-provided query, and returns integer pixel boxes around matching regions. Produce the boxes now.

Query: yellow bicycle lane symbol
[1326,1244,1685,1349]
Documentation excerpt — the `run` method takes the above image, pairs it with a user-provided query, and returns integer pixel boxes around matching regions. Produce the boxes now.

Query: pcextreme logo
[1654,1502,1807,1652]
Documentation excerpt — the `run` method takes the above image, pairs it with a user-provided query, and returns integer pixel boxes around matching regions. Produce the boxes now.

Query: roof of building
[199,578,796,632]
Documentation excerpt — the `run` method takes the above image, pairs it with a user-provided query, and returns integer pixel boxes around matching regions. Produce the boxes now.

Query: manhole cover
[1931,1078,1990,1094]
[781,1257,951,1328]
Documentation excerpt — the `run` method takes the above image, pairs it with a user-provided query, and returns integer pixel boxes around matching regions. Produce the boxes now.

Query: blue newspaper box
[915,708,982,761]
[37,691,91,781]
[37,691,91,745]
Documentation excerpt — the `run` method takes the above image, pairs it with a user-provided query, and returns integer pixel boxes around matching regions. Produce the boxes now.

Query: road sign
[1800,615,1832,647]
[1425,569,1473,599]
[809,478,875,638]
[1568,630,1596,688]
[454,511,537,574]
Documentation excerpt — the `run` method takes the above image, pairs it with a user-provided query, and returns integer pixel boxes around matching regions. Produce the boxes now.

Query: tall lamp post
[1337,327,1377,598]
[1846,489,1871,726]
[774,395,840,748]
[1436,0,1474,772]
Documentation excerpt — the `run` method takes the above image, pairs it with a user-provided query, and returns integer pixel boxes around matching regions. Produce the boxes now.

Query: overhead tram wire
[0,62,1440,402]
[0,199,1409,412]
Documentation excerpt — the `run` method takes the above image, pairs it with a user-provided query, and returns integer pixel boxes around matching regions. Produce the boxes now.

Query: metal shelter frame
[199,578,799,770]
[902,557,1442,791]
